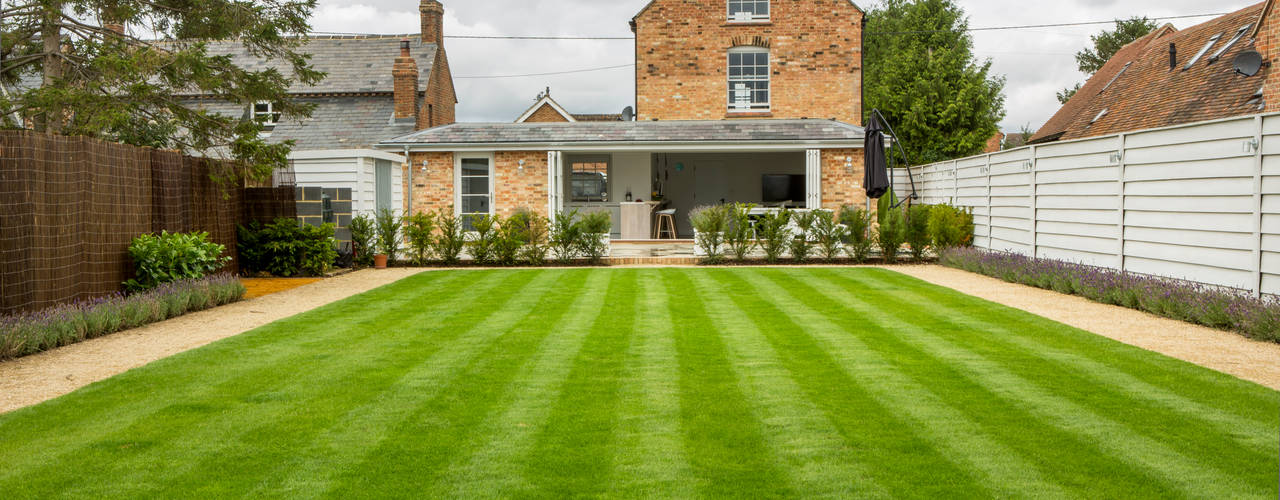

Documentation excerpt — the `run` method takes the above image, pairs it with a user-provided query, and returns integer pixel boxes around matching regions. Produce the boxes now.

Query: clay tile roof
[1031,2,1269,143]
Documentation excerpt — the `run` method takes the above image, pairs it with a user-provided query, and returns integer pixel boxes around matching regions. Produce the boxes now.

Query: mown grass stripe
[869,269,1276,419]
[855,269,1277,453]
[519,270,639,496]
[314,269,593,498]
[716,268,1064,498]
[751,268,1163,497]
[103,270,539,498]
[661,269,796,498]
[843,269,1277,480]
[433,269,613,497]
[0,270,484,495]
[811,269,1268,499]
[605,269,697,498]
[694,269,894,498]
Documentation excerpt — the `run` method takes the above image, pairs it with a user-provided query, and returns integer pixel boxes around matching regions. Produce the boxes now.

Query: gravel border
[883,265,1280,390]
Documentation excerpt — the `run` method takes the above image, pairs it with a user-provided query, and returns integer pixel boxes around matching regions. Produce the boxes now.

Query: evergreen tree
[865,0,1006,164]
[0,0,324,182]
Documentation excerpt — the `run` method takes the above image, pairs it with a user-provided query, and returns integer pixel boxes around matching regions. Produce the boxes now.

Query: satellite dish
[1234,50,1263,77]
[621,106,635,122]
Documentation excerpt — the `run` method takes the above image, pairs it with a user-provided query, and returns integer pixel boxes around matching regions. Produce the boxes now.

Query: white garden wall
[894,113,1280,296]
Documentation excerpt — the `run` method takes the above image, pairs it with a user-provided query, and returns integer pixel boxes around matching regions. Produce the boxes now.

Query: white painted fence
[893,113,1280,296]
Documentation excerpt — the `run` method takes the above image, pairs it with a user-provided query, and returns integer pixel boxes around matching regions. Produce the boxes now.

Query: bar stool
[653,209,676,239]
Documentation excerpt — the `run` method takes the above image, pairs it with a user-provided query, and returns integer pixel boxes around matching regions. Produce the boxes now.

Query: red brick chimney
[421,0,444,45]
[393,39,420,123]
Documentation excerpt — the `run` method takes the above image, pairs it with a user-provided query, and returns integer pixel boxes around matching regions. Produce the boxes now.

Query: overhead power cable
[308,11,1232,40]
[454,64,634,79]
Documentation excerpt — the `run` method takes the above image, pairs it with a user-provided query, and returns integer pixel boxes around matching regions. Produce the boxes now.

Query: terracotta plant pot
[374,254,388,269]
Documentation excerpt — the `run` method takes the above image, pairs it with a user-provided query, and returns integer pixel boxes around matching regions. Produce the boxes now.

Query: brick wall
[820,148,865,211]
[523,103,571,122]
[633,0,863,124]
[422,48,457,129]
[405,151,454,215]
[493,151,549,217]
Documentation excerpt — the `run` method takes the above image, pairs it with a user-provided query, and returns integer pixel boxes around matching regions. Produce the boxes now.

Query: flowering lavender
[939,248,1280,343]
[0,274,246,359]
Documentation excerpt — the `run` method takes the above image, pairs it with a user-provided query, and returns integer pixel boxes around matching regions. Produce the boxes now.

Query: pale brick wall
[820,148,866,211]
[633,0,864,124]
[405,151,454,215]
[493,151,549,217]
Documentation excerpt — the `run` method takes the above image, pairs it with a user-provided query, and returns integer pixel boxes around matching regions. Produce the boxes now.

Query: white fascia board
[514,97,577,123]
[288,149,406,162]
[377,140,864,153]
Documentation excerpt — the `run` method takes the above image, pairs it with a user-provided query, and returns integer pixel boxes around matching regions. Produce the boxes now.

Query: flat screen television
[762,174,805,203]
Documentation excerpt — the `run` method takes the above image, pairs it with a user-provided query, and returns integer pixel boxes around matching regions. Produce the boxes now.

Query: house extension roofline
[375,139,864,153]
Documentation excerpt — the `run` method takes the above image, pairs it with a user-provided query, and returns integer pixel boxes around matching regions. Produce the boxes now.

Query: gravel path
[883,265,1280,390]
[0,269,423,414]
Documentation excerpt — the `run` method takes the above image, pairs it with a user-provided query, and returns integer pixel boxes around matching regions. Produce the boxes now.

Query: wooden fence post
[1253,115,1265,297]
[1117,134,1127,272]
[1029,145,1038,258]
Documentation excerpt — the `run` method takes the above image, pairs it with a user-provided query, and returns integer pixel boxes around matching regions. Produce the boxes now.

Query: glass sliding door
[458,155,492,230]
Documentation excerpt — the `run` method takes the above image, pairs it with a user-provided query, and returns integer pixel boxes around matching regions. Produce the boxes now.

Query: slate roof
[188,96,414,150]
[182,35,437,96]
[1032,3,1269,143]
[381,119,864,147]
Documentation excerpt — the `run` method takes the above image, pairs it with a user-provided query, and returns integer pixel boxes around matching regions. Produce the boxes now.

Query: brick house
[1031,2,1279,144]
[381,0,867,238]
[515,89,626,123]
[183,0,457,223]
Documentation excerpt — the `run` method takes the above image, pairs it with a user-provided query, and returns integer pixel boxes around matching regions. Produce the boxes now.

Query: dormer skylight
[1090,109,1108,125]
[1099,62,1132,94]
[1185,33,1222,70]
[1208,24,1252,64]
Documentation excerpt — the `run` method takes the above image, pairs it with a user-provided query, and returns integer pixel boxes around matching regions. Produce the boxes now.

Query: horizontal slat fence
[0,130,294,315]
[894,113,1280,297]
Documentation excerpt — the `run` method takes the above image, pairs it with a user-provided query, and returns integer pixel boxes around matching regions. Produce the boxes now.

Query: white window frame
[727,47,771,113]
[455,152,495,228]
[252,101,282,126]
[1208,24,1252,64]
[1184,33,1222,70]
[727,0,769,22]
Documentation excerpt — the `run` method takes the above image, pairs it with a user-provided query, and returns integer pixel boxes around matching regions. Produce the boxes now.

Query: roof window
[1185,33,1222,70]
[1099,62,1132,94]
[1090,109,1108,125]
[1208,24,1252,64]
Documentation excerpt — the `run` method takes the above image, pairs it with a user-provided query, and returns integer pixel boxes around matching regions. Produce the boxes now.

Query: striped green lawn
[0,268,1276,498]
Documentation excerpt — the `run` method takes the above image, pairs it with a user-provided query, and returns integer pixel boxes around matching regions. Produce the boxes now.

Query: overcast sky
[310,0,1260,132]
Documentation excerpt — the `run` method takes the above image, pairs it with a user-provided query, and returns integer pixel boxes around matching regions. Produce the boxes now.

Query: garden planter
[374,254,388,269]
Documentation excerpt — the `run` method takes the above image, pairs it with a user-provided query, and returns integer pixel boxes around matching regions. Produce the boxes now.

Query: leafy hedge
[0,274,246,359]
[124,231,230,292]
[939,248,1280,343]
[237,218,338,277]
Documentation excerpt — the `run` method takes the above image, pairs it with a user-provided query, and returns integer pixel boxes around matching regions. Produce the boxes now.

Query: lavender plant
[0,274,246,359]
[939,248,1280,343]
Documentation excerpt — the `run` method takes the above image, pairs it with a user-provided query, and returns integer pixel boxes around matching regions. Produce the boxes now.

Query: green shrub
[811,210,846,261]
[550,210,581,264]
[432,210,466,265]
[495,212,531,266]
[237,218,338,277]
[876,187,899,225]
[348,214,376,267]
[468,214,498,265]
[877,208,907,264]
[124,231,230,292]
[839,205,874,263]
[929,204,975,249]
[904,204,933,262]
[374,208,402,263]
[689,205,729,264]
[520,213,551,266]
[789,210,819,263]
[403,213,435,266]
[724,203,757,261]
[576,211,612,265]
[755,209,791,264]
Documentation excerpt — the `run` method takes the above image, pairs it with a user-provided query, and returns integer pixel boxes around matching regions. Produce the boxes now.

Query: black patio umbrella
[863,112,891,199]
